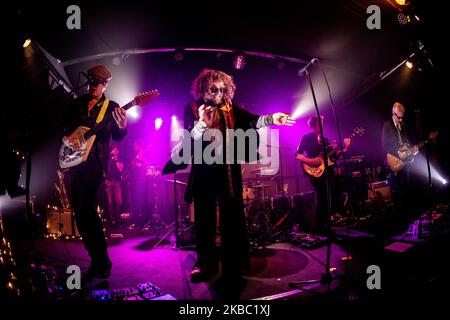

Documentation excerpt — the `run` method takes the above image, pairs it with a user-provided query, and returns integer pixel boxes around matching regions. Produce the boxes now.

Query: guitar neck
[327,131,357,158]
[415,140,427,150]
[84,100,134,140]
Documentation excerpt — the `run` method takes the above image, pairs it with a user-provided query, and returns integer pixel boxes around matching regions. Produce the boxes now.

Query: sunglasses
[89,77,107,87]
[209,86,227,94]
[393,113,403,119]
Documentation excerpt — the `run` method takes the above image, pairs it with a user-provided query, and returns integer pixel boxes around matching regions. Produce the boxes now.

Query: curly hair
[191,69,236,101]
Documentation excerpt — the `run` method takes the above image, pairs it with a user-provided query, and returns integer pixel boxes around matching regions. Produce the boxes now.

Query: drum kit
[242,171,295,247]
[142,165,189,234]
[141,167,196,249]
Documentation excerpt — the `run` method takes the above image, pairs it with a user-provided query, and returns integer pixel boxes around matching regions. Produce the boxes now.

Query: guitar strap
[96,98,110,124]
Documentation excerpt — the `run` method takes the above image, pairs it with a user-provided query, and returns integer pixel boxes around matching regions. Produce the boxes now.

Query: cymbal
[252,184,269,188]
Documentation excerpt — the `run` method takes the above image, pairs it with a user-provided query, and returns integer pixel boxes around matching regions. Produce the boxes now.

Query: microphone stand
[65,81,89,98]
[415,109,433,206]
[289,63,334,290]
[65,73,91,97]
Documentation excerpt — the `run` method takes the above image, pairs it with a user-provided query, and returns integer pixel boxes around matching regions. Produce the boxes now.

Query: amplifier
[368,180,391,201]
[47,208,80,237]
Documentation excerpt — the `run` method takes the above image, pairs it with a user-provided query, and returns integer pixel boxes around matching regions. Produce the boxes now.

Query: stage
[4,204,447,301]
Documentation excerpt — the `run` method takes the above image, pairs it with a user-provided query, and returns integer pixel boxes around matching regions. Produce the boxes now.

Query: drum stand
[252,175,273,249]
[143,179,167,233]
[153,173,193,249]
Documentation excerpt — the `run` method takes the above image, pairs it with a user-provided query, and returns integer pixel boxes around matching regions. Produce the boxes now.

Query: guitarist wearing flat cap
[63,65,127,282]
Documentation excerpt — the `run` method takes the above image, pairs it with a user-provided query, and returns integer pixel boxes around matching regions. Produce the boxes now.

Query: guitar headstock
[352,127,365,137]
[134,89,160,106]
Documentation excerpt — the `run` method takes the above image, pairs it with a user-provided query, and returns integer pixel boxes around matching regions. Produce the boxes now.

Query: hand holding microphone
[198,104,215,128]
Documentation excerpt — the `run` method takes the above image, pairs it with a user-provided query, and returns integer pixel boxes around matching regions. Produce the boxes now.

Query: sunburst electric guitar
[386,131,438,173]
[59,90,159,169]
[302,127,365,178]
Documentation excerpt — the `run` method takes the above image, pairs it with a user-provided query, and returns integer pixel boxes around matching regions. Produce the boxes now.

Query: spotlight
[405,60,413,69]
[155,117,163,131]
[112,56,121,66]
[128,106,139,120]
[22,38,31,48]
[443,179,447,185]
[233,54,246,70]
[395,0,407,5]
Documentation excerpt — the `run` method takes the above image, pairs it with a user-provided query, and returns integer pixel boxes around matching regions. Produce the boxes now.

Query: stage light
[395,0,407,5]
[170,114,182,150]
[23,38,31,48]
[128,106,139,120]
[291,108,304,120]
[112,56,121,66]
[405,60,413,69]
[291,96,315,119]
[233,54,246,70]
[409,154,448,187]
[155,117,163,131]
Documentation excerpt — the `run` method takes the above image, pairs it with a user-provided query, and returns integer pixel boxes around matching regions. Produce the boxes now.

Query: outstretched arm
[256,112,296,128]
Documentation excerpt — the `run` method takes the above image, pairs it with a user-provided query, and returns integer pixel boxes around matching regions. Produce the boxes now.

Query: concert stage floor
[32,213,450,301]
[35,236,346,300]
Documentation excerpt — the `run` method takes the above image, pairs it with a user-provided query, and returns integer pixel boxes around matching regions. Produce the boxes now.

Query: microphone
[298,58,318,77]
[80,72,93,87]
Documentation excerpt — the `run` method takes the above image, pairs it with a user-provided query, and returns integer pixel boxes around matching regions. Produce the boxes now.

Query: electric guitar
[386,131,438,173]
[302,127,365,178]
[59,90,159,169]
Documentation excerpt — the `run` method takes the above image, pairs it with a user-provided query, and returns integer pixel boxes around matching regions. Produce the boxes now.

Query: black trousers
[309,171,335,233]
[392,168,412,224]
[69,157,109,266]
[192,165,249,277]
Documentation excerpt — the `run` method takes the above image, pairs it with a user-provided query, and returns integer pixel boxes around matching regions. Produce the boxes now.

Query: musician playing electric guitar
[295,115,351,233]
[63,65,127,282]
[381,101,438,224]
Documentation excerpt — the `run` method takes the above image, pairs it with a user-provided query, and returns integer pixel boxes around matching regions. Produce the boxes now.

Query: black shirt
[106,157,123,181]
[382,119,410,155]
[296,132,332,158]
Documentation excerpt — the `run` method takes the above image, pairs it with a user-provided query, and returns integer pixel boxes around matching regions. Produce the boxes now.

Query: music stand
[142,169,167,233]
